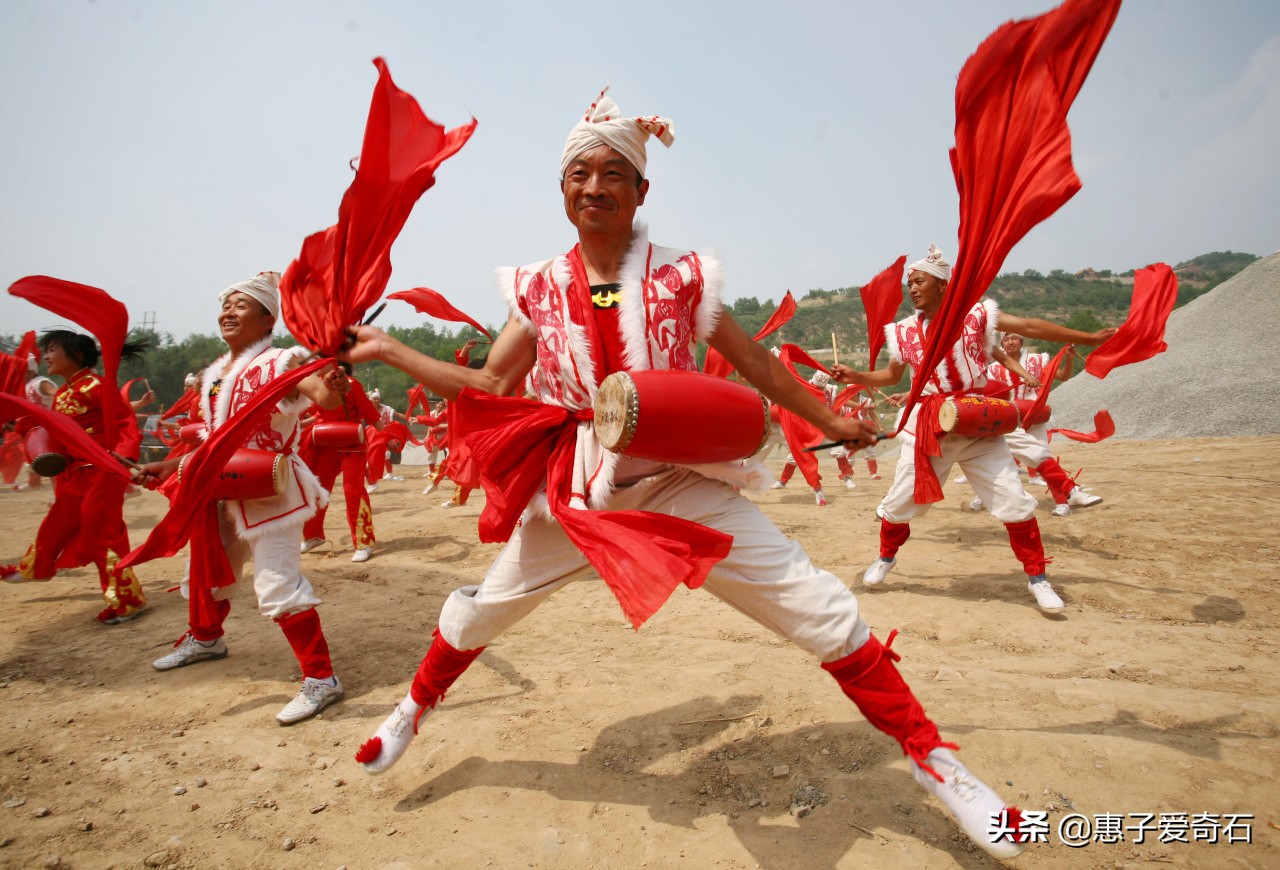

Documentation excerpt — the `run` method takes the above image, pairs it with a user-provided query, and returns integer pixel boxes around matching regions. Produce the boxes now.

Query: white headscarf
[219,271,281,319]
[907,244,951,282]
[560,87,675,180]
[810,370,831,388]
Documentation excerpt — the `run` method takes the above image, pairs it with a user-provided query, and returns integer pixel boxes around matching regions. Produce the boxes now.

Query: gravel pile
[1046,251,1280,439]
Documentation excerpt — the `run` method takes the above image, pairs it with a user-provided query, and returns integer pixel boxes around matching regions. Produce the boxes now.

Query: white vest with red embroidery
[885,298,1000,438]
[198,336,327,540]
[987,350,1048,402]
[499,223,768,508]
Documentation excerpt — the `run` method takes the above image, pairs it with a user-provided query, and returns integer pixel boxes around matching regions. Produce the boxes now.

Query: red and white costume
[875,299,1046,576]
[11,369,147,618]
[179,336,328,628]
[301,377,379,550]
[986,352,1081,506]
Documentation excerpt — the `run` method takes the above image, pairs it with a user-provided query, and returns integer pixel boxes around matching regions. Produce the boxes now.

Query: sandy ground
[0,435,1277,870]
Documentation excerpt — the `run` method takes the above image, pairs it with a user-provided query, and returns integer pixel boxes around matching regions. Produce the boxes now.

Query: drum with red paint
[179,448,291,501]
[23,426,68,477]
[937,396,1020,438]
[312,421,366,451]
[594,370,771,464]
[179,423,206,445]
[1014,400,1052,428]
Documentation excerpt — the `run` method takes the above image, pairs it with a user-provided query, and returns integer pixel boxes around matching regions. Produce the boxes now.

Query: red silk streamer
[860,256,908,368]
[704,291,797,379]
[120,377,147,405]
[833,384,868,411]
[452,389,733,630]
[160,389,199,422]
[9,276,138,453]
[1049,409,1115,443]
[280,58,477,356]
[773,344,832,490]
[0,332,37,397]
[406,384,429,415]
[1085,263,1178,378]
[366,420,414,482]
[387,288,494,340]
[0,393,132,482]
[898,0,1121,430]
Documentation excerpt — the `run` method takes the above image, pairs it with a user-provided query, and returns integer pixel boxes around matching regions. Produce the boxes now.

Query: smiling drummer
[135,272,352,726]
[831,247,1115,613]
[344,88,1032,860]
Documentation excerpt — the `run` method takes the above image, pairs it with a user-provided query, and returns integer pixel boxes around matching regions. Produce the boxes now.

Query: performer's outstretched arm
[342,317,535,401]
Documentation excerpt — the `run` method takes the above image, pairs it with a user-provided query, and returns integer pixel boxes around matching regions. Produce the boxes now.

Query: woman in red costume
[1,331,150,624]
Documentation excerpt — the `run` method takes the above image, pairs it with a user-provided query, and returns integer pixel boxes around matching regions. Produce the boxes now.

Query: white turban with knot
[907,244,951,282]
[560,87,675,180]
[219,271,281,319]
[809,370,831,388]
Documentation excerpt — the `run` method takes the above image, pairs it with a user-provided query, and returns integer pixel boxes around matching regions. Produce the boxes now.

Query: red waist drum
[937,396,1019,438]
[594,370,771,464]
[179,448,292,501]
[312,421,366,450]
[179,423,206,445]
[24,426,68,477]
[1014,400,1052,428]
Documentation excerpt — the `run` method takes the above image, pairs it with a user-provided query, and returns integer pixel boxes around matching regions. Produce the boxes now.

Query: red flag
[0,393,133,481]
[1,331,38,396]
[387,287,494,339]
[120,377,148,404]
[9,276,137,453]
[280,58,477,356]
[704,291,797,379]
[1049,409,1115,443]
[1085,264,1177,378]
[860,256,908,368]
[899,0,1121,428]
[1017,344,1072,425]
[160,388,199,422]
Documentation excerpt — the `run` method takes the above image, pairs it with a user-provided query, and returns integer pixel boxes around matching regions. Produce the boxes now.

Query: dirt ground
[0,435,1276,869]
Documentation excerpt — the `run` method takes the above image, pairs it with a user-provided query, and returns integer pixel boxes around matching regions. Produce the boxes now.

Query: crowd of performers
[0,9,1148,854]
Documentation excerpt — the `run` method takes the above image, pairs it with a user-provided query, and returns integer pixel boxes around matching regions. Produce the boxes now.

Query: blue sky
[2,0,1277,341]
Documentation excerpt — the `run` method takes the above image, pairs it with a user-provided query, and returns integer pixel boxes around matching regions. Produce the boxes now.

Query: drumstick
[362,302,387,326]
[831,332,838,367]
[804,433,892,452]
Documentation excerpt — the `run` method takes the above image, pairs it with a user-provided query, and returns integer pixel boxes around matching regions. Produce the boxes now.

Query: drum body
[594,370,770,464]
[937,397,1019,438]
[312,421,366,451]
[24,427,68,477]
[1014,400,1052,428]
[179,423,206,445]
[179,449,291,501]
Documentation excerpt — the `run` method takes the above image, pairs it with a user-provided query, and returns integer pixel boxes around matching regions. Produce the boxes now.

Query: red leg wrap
[879,517,910,560]
[190,598,230,643]
[276,607,334,680]
[823,631,956,780]
[779,463,796,484]
[836,456,854,478]
[867,459,878,475]
[1032,457,1075,505]
[1004,518,1047,576]
[409,628,484,708]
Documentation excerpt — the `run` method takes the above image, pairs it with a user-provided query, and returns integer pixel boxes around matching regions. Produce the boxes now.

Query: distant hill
[727,251,1261,379]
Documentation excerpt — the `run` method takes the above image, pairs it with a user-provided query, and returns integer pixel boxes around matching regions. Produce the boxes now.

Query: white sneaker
[863,558,896,586]
[387,476,404,481]
[1027,576,1065,614]
[1051,503,1072,518]
[769,481,786,490]
[814,489,827,506]
[277,675,345,725]
[422,483,437,495]
[911,747,1028,860]
[953,474,968,484]
[868,473,881,480]
[968,496,985,512]
[300,537,326,554]
[1067,487,1102,508]
[351,547,372,563]
[1027,476,1047,487]
[441,499,456,509]
[153,634,228,671]
[356,694,433,775]
[843,478,857,490]
[366,482,380,494]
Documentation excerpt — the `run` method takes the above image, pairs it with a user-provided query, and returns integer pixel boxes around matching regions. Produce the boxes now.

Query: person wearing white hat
[343,90,1029,860]
[137,272,353,726]
[832,247,1115,615]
